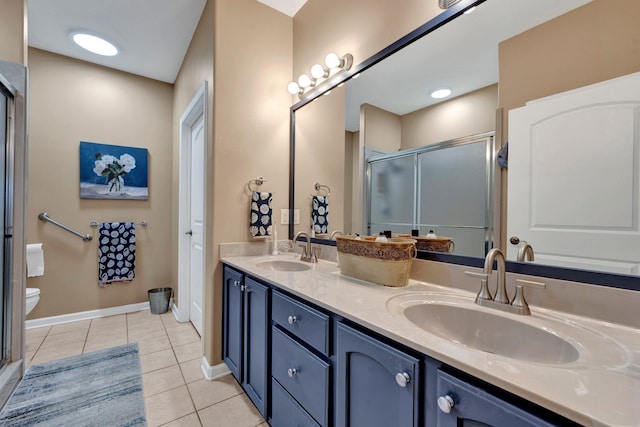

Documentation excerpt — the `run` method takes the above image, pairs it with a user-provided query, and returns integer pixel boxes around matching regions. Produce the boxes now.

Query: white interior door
[188,114,205,335]
[507,72,640,275]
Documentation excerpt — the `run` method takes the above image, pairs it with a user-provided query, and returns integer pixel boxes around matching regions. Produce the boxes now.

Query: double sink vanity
[221,248,640,427]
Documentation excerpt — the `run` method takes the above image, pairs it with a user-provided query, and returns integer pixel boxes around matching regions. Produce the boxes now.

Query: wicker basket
[399,235,455,253]
[335,236,416,287]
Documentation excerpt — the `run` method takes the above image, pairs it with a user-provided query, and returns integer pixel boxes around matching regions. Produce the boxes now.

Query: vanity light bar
[287,52,354,99]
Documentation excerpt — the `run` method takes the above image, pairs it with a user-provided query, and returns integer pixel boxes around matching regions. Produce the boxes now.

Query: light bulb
[431,88,452,99]
[298,74,312,88]
[311,64,328,79]
[325,52,341,69]
[287,81,301,95]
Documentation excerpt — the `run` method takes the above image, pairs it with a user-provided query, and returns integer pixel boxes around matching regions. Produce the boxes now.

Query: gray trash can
[148,287,172,314]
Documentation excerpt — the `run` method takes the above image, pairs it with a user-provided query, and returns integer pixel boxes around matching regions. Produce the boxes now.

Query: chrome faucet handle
[511,279,546,315]
[465,271,492,302]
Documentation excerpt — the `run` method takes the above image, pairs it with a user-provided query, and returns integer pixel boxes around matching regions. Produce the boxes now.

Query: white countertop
[221,253,640,427]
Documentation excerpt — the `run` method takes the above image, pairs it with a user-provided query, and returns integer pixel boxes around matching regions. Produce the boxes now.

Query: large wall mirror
[290,0,640,291]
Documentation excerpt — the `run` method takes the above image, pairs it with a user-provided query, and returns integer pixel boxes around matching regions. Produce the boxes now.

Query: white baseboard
[201,356,231,381]
[26,301,151,329]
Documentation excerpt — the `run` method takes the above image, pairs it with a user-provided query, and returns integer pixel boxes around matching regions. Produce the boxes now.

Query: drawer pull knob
[395,372,411,387]
[287,315,298,325]
[233,280,241,287]
[287,368,297,377]
[437,395,455,414]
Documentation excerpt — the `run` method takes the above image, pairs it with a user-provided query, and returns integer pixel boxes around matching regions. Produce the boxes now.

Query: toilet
[26,288,40,315]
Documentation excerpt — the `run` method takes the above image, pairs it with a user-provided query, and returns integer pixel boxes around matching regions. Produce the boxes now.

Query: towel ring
[314,182,331,196]
[247,177,267,192]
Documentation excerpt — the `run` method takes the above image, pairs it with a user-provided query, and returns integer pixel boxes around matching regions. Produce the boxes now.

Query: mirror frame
[288,0,640,292]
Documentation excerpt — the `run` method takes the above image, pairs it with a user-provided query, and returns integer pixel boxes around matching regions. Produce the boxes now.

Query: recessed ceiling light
[72,33,118,56]
[431,88,452,99]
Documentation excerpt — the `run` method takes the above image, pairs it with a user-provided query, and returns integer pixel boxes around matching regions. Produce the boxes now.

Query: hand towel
[250,191,272,237]
[98,222,136,286]
[311,195,329,234]
[26,243,45,277]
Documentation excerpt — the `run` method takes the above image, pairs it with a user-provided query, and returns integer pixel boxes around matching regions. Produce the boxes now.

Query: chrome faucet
[465,248,545,315]
[293,231,317,263]
[484,248,509,304]
[517,243,534,263]
[330,230,343,239]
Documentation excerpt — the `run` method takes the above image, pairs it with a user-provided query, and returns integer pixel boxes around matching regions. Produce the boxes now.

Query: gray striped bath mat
[0,343,146,426]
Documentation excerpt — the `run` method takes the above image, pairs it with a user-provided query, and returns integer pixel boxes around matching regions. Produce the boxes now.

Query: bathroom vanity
[221,254,639,427]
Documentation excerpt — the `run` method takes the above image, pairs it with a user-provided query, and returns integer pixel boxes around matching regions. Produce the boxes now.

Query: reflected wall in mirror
[291,0,640,285]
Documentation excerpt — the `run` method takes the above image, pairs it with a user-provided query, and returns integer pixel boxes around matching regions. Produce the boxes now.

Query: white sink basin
[403,303,578,364]
[387,291,628,366]
[255,260,311,272]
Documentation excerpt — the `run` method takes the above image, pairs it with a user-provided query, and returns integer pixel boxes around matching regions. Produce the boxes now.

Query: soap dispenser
[375,232,389,242]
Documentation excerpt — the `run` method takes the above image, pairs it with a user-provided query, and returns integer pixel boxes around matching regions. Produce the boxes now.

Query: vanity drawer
[272,326,330,426]
[272,290,330,355]
[271,377,321,427]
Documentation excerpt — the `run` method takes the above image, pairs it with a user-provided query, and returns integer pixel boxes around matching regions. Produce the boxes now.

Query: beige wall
[172,0,292,365]
[0,0,27,64]
[293,0,442,79]
[402,84,498,149]
[294,86,345,236]
[27,48,173,318]
[499,0,640,116]
[361,103,401,153]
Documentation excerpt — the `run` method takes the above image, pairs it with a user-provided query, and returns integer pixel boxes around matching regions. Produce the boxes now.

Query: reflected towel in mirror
[250,191,272,237]
[312,195,329,234]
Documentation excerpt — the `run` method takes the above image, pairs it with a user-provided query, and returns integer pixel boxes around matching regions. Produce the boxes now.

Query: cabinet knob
[437,395,455,414]
[287,315,298,325]
[240,284,246,292]
[233,280,241,287]
[395,372,411,387]
[287,368,297,378]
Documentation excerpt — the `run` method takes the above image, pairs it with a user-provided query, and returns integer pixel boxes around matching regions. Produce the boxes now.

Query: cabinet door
[222,266,243,382]
[243,277,269,417]
[336,323,420,427]
[436,370,558,427]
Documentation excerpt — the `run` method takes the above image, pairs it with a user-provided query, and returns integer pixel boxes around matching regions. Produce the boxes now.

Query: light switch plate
[293,209,300,224]
[280,209,290,225]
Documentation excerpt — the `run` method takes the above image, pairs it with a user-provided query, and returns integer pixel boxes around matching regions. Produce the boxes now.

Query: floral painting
[79,141,148,200]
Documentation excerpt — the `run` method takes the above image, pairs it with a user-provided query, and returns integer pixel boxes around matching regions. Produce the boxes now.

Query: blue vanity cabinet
[271,289,332,427]
[222,265,243,381]
[222,266,269,418]
[336,322,421,427]
[435,370,559,427]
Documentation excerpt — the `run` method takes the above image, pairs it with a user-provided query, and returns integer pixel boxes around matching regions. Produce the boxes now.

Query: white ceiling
[344,0,592,131]
[27,0,302,84]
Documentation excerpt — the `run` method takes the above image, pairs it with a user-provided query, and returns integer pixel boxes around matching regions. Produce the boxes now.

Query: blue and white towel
[311,195,329,234]
[98,222,136,286]
[250,191,272,237]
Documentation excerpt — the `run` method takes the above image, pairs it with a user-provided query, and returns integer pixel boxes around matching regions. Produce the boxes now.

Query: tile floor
[25,309,267,427]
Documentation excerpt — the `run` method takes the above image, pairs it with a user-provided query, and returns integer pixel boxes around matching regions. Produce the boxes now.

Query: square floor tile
[142,365,185,397]
[132,335,172,355]
[160,412,202,427]
[30,341,85,365]
[25,326,50,338]
[49,320,91,335]
[140,349,177,374]
[179,359,204,384]
[144,385,195,427]
[40,330,87,349]
[198,394,264,427]
[187,375,243,411]
[168,328,200,348]
[173,341,201,364]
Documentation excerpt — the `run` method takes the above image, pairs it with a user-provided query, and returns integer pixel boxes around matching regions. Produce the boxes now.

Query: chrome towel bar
[38,212,92,242]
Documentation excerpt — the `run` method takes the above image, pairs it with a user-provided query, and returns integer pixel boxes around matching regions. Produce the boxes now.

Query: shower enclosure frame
[0,60,28,410]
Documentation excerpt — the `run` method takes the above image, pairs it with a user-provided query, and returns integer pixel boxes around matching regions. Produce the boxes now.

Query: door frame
[177,82,208,325]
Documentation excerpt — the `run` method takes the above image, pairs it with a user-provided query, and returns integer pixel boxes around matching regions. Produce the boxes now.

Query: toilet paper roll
[27,243,44,277]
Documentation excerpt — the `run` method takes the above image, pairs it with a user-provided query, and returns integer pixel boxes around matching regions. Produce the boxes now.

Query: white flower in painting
[119,153,136,173]
[101,154,116,165]
[93,159,107,176]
